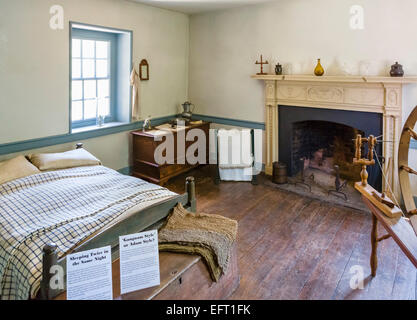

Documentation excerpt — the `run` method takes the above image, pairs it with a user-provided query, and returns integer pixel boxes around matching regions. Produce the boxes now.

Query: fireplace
[279,106,383,190]
[252,74,417,197]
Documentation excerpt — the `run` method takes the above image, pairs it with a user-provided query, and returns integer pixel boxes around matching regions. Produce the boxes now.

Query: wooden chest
[131,122,210,185]
[55,247,240,300]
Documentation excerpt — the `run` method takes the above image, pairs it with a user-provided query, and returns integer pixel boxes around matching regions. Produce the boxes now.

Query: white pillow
[0,155,41,185]
[29,148,101,171]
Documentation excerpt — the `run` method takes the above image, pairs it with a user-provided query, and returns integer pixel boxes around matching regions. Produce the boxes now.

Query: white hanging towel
[130,67,140,121]
[217,128,253,181]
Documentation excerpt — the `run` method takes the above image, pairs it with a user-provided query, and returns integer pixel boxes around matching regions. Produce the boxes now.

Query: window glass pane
[70,28,120,128]
[98,97,110,116]
[82,59,95,78]
[84,99,97,119]
[72,80,83,100]
[96,41,108,59]
[72,101,83,121]
[72,59,81,79]
[82,40,95,58]
[72,39,81,58]
[96,60,108,78]
[97,79,109,98]
[84,80,96,99]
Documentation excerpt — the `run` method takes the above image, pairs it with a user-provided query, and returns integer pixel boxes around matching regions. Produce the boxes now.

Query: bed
[0,144,196,300]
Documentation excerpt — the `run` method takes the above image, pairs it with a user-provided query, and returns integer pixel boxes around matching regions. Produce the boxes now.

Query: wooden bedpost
[40,243,58,300]
[75,143,84,149]
[185,176,196,213]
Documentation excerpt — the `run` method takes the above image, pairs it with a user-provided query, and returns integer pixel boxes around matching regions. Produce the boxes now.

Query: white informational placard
[119,230,160,294]
[66,246,113,300]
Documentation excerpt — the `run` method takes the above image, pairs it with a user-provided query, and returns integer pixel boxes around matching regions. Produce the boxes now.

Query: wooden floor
[166,166,417,300]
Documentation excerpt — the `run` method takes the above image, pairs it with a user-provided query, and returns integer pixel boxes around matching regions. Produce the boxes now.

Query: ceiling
[128,0,274,15]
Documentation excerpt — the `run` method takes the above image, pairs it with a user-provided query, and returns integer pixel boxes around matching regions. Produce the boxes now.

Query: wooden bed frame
[37,144,197,300]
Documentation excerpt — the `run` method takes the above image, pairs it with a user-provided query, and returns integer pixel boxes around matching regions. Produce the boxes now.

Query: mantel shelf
[251,74,417,84]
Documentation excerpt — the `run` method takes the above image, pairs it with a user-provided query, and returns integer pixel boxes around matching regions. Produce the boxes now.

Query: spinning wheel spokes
[406,127,417,140]
[400,165,417,176]
[399,106,417,222]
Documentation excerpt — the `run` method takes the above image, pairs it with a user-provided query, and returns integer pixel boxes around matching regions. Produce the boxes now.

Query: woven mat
[158,203,238,281]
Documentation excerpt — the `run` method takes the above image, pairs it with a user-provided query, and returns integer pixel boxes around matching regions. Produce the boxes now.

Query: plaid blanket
[0,165,175,300]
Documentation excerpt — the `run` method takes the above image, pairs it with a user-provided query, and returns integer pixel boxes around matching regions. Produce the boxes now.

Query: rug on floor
[158,203,238,281]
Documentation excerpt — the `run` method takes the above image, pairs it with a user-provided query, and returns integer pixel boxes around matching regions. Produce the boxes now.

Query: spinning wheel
[351,108,417,277]
[398,106,417,232]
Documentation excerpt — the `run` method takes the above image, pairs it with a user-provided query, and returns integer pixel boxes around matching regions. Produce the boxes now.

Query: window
[70,23,132,130]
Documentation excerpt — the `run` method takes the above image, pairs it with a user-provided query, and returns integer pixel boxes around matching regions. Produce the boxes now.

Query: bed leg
[370,214,378,277]
[40,243,58,300]
[186,176,197,213]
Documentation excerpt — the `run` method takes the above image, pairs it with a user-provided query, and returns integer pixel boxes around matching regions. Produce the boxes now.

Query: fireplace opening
[292,120,363,182]
[278,105,382,191]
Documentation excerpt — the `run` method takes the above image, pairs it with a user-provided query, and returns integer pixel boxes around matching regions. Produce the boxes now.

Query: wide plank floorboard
[165,167,417,300]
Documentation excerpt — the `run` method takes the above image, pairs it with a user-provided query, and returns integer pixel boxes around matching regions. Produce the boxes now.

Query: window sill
[71,122,129,134]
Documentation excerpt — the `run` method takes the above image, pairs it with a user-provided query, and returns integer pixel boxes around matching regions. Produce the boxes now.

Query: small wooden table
[131,122,210,185]
[363,196,417,276]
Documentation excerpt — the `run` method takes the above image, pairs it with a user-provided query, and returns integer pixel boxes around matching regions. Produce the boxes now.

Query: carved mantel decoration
[252,74,417,196]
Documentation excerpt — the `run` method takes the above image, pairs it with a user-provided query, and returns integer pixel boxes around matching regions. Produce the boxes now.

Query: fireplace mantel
[252,74,417,83]
[252,74,417,195]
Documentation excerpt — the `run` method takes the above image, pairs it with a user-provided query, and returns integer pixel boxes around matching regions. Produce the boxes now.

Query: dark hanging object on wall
[272,161,287,184]
[139,59,149,80]
[275,63,283,75]
[390,62,404,77]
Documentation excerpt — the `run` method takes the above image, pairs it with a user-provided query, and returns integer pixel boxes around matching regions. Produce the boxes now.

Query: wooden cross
[255,55,269,75]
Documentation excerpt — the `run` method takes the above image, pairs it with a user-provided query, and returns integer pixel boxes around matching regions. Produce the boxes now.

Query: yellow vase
[314,59,324,76]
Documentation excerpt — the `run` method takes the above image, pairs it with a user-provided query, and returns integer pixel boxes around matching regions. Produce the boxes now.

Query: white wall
[189,0,417,191]
[189,0,417,123]
[0,0,189,169]
[3,0,417,181]
[0,132,131,170]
